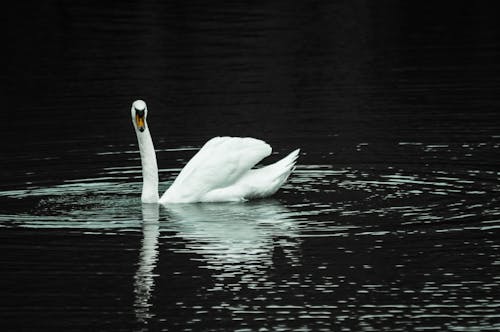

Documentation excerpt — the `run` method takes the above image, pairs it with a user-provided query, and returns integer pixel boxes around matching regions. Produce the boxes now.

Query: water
[2,1,500,331]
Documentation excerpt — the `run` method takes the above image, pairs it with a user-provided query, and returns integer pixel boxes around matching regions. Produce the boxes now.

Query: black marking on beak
[135,108,145,117]
[135,111,146,132]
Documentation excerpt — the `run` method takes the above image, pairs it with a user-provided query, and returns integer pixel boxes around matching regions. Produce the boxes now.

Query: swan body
[131,100,299,203]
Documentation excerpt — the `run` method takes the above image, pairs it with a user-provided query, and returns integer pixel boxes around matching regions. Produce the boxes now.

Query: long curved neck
[136,127,159,203]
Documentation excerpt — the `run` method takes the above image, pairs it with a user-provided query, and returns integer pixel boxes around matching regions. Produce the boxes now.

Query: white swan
[131,100,300,203]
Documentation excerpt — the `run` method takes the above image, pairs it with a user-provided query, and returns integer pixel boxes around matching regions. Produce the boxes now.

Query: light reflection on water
[3,158,498,236]
[163,201,300,277]
[1,155,499,330]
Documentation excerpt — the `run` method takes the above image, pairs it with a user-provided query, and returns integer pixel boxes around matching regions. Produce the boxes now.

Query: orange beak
[136,113,145,132]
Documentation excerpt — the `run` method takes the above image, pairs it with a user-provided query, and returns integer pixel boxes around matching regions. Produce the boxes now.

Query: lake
[2,1,500,331]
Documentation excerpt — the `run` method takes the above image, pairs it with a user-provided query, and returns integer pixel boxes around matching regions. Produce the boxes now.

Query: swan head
[131,100,148,132]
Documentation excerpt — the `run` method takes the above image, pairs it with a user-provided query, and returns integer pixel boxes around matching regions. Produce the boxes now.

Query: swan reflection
[163,200,300,280]
[133,203,160,324]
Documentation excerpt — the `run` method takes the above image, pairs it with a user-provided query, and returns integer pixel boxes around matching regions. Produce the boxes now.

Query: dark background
[5,1,499,146]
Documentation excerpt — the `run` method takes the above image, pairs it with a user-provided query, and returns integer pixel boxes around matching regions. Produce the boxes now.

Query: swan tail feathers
[242,148,300,199]
[266,148,300,181]
[275,148,300,170]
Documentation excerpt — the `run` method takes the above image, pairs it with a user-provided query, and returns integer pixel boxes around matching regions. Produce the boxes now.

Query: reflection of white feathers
[131,100,299,203]
[134,204,160,323]
[163,201,300,279]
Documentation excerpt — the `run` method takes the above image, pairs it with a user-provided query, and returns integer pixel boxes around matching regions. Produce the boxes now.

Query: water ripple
[1,160,499,331]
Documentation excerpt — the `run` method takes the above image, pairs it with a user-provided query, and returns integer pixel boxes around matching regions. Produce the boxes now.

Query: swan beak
[136,114,145,132]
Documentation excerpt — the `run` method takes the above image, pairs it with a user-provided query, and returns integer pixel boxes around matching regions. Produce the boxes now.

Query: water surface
[2,1,500,331]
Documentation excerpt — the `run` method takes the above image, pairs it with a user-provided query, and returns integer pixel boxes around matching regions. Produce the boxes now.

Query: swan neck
[137,127,159,203]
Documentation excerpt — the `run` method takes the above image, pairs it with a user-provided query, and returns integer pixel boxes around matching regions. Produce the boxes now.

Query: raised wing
[160,137,272,202]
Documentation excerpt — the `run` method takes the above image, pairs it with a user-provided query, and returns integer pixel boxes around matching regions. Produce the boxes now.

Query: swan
[131,99,300,203]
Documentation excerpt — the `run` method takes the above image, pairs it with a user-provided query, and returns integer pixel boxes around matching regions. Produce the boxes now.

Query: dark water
[2,1,500,331]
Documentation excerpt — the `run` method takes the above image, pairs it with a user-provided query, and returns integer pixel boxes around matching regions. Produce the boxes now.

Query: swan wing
[202,148,300,202]
[160,137,272,203]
